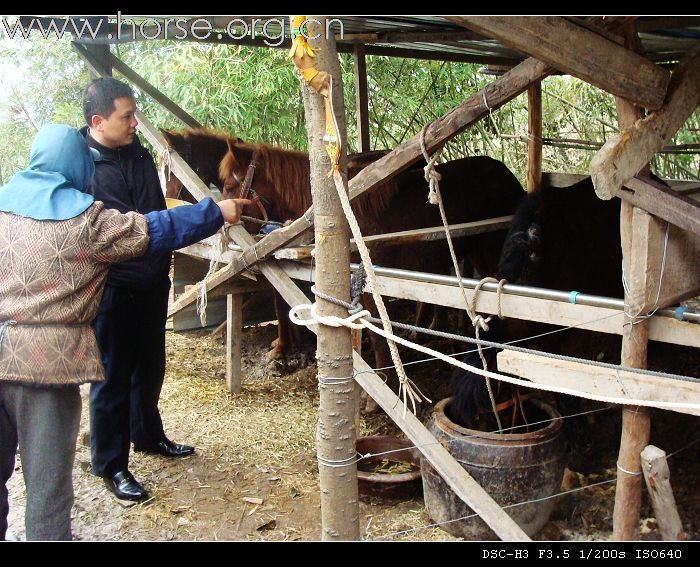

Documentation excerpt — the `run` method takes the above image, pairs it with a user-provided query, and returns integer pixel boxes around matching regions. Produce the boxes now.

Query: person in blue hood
[0,123,249,540]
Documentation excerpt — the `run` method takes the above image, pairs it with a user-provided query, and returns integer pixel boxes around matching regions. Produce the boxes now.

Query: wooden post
[226,293,243,394]
[612,23,653,541]
[299,17,358,540]
[353,44,371,153]
[640,445,685,541]
[527,82,542,192]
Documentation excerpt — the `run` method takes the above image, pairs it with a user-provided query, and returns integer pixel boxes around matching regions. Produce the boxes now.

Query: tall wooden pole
[527,82,542,192]
[612,23,653,540]
[353,44,371,153]
[299,17,359,540]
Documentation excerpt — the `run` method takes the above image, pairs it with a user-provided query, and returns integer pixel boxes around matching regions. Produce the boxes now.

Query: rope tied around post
[290,26,426,416]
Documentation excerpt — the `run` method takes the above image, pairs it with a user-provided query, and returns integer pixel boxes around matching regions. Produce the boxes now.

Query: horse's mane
[220,140,399,220]
[166,128,235,144]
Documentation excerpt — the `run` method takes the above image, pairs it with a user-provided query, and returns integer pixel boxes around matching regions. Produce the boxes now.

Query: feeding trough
[356,436,422,499]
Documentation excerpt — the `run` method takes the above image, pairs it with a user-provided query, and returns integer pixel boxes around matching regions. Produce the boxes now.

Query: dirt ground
[6,319,700,541]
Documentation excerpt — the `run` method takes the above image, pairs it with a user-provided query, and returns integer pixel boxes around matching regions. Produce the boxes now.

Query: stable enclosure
[64,15,700,541]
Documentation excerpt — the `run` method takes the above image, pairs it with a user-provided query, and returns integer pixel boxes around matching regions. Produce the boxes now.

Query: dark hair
[83,77,134,126]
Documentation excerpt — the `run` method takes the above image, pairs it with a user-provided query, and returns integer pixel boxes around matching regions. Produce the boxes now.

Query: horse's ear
[161,129,175,147]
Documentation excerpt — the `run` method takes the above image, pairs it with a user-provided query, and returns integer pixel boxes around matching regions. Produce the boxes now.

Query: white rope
[196,227,228,327]
[292,302,700,413]
[312,79,424,417]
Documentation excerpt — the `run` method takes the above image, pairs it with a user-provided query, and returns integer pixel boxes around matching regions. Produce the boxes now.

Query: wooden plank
[106,52,202,129]
[353,44,371,153]
[621,176,700,236]
[496,350,700,417]
[640,445,686,541]
[272,216,514,259]
[623,207,700,318]
[527,82,542,192]
[226,293,243,394]
[590,45,700,199]
[541,172,588,187]
[448,16,669,109]
[273,247,314,260]
[356,216,513,249]
[83,44,111,79]
[277,260,700,349]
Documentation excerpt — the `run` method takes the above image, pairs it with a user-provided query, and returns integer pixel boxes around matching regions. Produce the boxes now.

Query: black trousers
[89,280,170,477]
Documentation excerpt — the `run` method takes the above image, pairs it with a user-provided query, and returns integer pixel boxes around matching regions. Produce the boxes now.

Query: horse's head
[160,129,243,200]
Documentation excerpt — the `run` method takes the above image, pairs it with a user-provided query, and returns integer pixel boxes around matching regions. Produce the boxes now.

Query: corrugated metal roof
[65,15,700,65]
[204,16,700,65]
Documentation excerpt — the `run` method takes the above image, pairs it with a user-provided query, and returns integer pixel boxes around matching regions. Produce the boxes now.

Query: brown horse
[163,131,526,389]
[215,136,526,380]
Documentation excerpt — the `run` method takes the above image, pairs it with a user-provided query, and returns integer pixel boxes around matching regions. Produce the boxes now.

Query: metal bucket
[421,397,565,539]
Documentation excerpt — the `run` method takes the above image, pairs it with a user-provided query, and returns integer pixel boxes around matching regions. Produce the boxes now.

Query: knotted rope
[196,227,229,327]
[420,123,508,429]
[289,32,426,416]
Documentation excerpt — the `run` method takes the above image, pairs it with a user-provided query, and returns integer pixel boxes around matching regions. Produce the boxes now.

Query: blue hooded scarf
[0,124,98,220]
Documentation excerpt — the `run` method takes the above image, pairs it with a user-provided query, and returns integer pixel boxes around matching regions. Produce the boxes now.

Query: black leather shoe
[134,438,195,458]
[104,470,148,501]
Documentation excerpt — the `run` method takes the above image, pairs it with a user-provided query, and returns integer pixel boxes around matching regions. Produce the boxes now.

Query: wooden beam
[105,51,202,129]
[527,82,542,192]
[277,260,700,349]
[347,56,553,203]
[82,43,111,79]
[590,45,700,199]
[352,353,529,540]
[621,176,700,237]
[72,40,111,77]
[353,44,371,153]
[496,350,700,417]
[448,16,669,110]
[623,207,700,318]
[640,445,686,541]
[357,216,513,249]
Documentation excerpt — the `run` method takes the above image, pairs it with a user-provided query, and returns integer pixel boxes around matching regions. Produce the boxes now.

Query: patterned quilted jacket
[0,202,149,386]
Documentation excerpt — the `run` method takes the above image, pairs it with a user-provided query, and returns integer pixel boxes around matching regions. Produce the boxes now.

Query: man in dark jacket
[81,77,195,501]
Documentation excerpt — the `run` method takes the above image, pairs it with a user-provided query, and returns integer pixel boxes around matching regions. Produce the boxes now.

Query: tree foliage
[1,37,697,187]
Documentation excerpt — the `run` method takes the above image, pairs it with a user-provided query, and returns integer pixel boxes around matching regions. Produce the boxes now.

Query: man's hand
[217,198,252,224]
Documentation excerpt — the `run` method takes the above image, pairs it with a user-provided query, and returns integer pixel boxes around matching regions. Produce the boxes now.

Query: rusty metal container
[421,397,565,539]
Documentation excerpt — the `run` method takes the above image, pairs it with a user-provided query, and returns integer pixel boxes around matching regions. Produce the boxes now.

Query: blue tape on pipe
[569,291,580,304]
[675,306,687,321]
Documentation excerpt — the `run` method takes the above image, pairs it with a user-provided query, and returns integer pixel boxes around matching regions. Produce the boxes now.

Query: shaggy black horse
[446,177,624,430]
